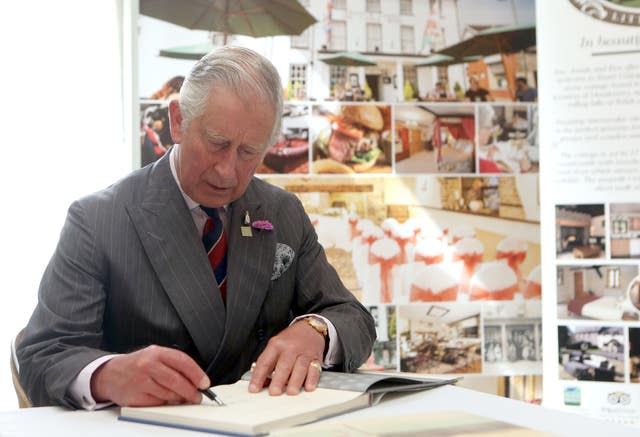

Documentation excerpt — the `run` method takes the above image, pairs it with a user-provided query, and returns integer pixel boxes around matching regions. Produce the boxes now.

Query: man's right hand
[90,345,210,407]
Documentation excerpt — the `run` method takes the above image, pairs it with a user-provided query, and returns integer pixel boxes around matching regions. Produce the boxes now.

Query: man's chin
[192,189,235,208]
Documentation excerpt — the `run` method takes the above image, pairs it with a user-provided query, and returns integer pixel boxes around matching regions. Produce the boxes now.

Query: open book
[118,371,457,436]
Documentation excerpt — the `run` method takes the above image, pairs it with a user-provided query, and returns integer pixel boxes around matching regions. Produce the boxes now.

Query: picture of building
[558,325,625,383]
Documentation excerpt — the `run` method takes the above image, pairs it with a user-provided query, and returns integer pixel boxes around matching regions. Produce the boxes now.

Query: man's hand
[90,345,210,407]
[249,321,325,396]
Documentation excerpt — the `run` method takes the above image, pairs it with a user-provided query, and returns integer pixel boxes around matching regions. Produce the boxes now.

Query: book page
[538,0,640,426]
[122,380,365,432]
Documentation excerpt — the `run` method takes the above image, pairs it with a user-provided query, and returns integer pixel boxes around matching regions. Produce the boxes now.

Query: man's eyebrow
[204,130,231,141]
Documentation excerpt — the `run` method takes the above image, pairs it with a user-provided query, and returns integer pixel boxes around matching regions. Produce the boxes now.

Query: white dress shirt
[69,145,342,409]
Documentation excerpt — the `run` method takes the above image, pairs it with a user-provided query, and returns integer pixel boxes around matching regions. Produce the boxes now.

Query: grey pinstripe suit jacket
[17,153,375,407]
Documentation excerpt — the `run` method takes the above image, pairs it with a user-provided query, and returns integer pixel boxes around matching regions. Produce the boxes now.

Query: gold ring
[309,361,322,372]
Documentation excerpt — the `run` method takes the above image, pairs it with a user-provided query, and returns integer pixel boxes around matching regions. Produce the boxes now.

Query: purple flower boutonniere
[252,220,274,231]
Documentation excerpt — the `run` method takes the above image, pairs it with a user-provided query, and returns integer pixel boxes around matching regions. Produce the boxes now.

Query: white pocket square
[271,243,295,280]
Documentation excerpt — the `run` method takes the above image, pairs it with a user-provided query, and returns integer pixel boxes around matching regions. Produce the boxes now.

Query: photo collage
[263,166,540,376]
[136,0,540,379]
[555,203,640,385]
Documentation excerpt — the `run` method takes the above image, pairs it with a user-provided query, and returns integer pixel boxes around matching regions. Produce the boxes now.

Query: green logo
[569,0,640,25]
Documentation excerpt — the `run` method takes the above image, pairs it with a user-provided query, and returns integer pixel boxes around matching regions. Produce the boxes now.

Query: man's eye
[238,145,261,160]
[208,140,228,151]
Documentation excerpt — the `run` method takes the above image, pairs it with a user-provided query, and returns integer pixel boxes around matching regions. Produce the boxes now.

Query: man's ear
[168,99,183,144]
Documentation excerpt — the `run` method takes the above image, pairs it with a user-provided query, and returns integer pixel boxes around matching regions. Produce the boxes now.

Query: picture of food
[257,104,310,174]
[311,103,392,174]
[478,104,538,174]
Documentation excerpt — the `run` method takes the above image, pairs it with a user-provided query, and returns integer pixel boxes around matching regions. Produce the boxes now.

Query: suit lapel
[207,180,276,372]
[126,155,225,365]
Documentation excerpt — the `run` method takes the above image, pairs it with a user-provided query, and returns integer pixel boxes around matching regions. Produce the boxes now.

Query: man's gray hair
[179,46,283,146]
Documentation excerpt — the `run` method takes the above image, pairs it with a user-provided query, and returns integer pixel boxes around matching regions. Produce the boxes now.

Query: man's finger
[149,363,203,404]
[269,356,296,396]
[304,360,322,392]
[249,351,278,393]
[156,346,210,389]
[285,357,309,395]
[123,392,167,408]
[142,375,187,404]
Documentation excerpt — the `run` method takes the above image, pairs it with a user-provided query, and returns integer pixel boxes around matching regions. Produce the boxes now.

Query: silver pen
[200,388,225,406]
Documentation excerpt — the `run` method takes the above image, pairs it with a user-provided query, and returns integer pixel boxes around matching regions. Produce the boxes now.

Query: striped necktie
[200,206,228,302]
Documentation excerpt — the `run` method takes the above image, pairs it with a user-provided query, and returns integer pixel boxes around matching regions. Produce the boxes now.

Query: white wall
[0,0,131,410]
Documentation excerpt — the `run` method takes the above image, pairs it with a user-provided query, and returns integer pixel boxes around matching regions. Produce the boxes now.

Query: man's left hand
[248,320,325,396]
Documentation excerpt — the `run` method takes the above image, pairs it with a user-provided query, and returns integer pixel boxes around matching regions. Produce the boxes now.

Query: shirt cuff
[68,354,120,410]
[291,314,343,368]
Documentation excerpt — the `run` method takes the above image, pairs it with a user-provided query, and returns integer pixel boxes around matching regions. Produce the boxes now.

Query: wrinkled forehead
[205,85,274,117]
[209,83,274,113]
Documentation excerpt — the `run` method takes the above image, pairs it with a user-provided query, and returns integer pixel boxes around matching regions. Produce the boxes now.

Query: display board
[137,0,540,385]
[538,0,640,426]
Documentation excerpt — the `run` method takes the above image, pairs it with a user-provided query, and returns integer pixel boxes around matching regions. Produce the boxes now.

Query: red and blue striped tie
[201,206,228,303]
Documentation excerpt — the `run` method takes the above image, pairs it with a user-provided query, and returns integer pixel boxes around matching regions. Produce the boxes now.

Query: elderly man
[18,46,375,408]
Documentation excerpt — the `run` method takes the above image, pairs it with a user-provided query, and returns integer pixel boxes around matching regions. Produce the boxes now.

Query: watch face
[306,317,328,336]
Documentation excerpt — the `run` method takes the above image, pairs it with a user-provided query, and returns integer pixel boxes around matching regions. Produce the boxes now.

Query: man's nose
[214,146,237,179]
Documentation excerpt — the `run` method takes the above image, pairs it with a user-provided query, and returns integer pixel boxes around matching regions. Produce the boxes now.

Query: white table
[1,385,637,436]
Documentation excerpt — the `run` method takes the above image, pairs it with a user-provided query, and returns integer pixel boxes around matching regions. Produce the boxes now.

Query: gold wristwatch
[303,316,328,337]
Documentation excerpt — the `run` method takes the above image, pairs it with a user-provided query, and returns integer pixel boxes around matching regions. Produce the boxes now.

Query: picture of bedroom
[609,203,640,259]
[630,328,640,383]
[478,104,538,174]
[556,265,640,321]
[262,175,540,306]
[361,305,398,371]
[398,304,482,374]
[558,325,625,383]
[483,301,542,375]
[394,104,475,174]
[555,204,606,260]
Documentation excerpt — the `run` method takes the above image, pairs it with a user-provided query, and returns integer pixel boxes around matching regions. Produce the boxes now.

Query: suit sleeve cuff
[68,354,120,410]
[291,314,343,368]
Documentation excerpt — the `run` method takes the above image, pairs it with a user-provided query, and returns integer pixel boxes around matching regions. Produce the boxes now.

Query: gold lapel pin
[241,210,253,237]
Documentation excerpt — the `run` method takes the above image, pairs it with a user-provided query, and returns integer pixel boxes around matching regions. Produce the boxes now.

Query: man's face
[169,87,275,207]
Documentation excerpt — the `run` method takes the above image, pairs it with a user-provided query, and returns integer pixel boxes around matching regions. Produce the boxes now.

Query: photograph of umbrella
[437,24,536,58]
[319,51,377,67]
[140,0,317,43]
[415,54,481,68]
[436,24,536,100]
[159,41,216,60]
